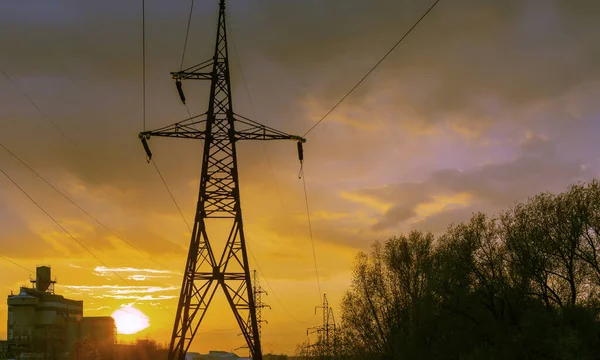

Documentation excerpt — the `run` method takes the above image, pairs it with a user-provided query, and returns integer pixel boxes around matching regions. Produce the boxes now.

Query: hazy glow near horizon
[111,306,150,335]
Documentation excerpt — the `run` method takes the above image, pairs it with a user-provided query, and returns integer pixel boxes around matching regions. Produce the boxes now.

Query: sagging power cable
[246,240,305,324]
[302,0,441,137]
[299,165,322,301]
[226,12,317,304]
[142,0,146,132]
[0,167,130,285]
[226,13,285,208]
[151,159,192,232]
[180,0,196,71]
[0,67,76,147]
[0,255,32,274]
[0,143,171,271]
[140,1,192,233]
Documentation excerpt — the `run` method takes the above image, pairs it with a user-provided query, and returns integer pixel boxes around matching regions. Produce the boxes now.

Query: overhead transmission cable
[0,167,130,285]
[245,240,305,323]
[0,255,32,274]
[140,0,192,232]
[151,159,192,232]
[293,0,442,300]
[226,14,284,209]
[180,0,196,71]
[142,0,146,131]
[227,10,322,302]
[180,0,196,118]
[0,1,173,317]
[0,143,171,271]
[302,0,441,137]
[226,11,316,317]
[0,255,150,318]
[299,167,322,301]
[0,67,76,147]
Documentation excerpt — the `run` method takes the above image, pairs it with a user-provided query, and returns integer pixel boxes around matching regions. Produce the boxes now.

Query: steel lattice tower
[308,294,337,359]
[251,270,270,343]
[138,1,305,359]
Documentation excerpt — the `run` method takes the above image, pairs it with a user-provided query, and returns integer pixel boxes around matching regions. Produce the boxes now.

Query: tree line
[298,180,600,360]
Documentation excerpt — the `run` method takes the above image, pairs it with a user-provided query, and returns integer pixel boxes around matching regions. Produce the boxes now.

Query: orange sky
[2,0,600,356]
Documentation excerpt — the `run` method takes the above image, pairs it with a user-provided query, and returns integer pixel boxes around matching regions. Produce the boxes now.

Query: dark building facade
[3,266,116,359]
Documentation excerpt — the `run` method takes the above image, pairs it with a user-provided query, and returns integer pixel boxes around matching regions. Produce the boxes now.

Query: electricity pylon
[252,270,270,343]
[138,1,305,359]
[241,270,270,358]
[307,294,337,359]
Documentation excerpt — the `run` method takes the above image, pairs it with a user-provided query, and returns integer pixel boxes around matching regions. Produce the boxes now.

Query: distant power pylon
[242,270,271,358]
[252,270,270,342]
[307,294,337,359]
[138,0,305,359]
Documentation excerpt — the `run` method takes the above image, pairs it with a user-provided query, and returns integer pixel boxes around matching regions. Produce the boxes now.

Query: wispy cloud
[63,285,177,294]
[102,294,177,301]
[93,266,176,274]
[127,274,171,281]
[86,305,111,312]
[61,284,177,301]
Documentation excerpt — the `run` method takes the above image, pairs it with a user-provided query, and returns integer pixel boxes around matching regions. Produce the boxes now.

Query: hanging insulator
[297,141,304,162]
[175,79,186,104]
[139,134,153,162]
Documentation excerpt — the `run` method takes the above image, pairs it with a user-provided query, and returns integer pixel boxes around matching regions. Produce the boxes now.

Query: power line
[245,240,305,324]
[180,0,196,70]
[177,0,201,129]
[0,143,171,271]
[0,255,32,274]
[300,168,322,301]
[227,13,321,309]
[0,167,130,285]
[0,166,175,316]
[0,168,173,315]
[0,257,163,318]
[0,67,77,147]
[140,0,194,236]
[142,0,146,132]
[151,158,192,232]
[227,13,309,324]
[226,14,285,209]
[302,0,442,136]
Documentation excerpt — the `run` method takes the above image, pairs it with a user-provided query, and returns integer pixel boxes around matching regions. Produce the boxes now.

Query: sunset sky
[1,0,600,355]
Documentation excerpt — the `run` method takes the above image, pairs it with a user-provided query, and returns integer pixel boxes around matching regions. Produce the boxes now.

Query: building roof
[8,287,83,306]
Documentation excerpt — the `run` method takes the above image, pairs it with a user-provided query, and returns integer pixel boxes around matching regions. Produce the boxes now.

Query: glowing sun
[111,306,150,335]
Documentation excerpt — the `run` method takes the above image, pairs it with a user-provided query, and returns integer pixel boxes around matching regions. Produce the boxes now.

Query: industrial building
[1,266,116,359]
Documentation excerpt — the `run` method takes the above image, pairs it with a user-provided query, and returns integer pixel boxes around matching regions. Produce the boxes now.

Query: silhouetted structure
[3,266,116,359]
[307,295,336,360]
[251,271,270,348]
[138,0,305,359]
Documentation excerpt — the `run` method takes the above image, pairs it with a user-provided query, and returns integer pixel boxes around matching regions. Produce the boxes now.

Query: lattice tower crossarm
[138,1,305,359]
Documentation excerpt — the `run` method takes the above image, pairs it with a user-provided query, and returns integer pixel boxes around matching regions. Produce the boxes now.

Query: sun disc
[111,306,150,335]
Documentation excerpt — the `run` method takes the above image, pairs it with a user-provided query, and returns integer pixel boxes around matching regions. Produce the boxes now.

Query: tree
[71,339,100,360]
[325,180,600,360]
